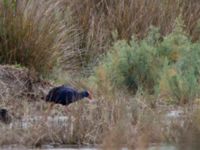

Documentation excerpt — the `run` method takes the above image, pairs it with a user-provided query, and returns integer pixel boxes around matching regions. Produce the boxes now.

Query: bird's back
[46,85,78,105]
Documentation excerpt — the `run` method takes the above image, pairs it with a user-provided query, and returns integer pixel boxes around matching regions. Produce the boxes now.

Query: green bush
[167,43,200,104]
[93,19,200,103]
[159,18,200,103]
[94,27,163,94]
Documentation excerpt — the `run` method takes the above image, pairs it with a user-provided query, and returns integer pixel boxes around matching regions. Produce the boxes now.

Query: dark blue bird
[45,85,93,119]
[46,85,92,106]
[0,108,11,124]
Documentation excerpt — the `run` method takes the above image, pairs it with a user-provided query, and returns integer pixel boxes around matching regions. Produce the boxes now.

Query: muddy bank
[0,65,54,122]
[0,65,52,101]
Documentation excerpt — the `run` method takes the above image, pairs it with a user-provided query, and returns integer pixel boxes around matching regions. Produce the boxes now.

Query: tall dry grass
[66,0,200,65]
[0,0,83,76]
[1,0,200,75]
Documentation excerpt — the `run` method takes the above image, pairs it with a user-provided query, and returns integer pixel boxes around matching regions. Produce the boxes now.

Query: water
[42,148,97,150]
[41,145,177,150]
[0,144,178,150]
[148,145,177,150]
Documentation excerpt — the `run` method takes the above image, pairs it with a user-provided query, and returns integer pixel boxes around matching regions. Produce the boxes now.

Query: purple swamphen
[45,85,93,118]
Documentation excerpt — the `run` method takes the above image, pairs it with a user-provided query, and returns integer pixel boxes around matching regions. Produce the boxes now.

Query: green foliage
[160,18,200,103]
[94,27,163,94]
[167,43,200,104]
[158,16,190,63]
[93,19,200,104]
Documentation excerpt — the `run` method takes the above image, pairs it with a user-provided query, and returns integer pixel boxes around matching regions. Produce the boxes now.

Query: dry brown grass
[0,69,200,149]
[1,0,200,148]
[1,0,200,75]
[0,0,82,76]
[66,0,200,66]
[0,65,135,147]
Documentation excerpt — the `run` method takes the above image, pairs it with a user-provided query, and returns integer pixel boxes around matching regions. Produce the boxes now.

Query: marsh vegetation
[0,0,200,149]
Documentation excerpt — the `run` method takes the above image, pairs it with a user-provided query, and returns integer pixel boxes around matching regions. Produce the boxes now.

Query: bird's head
[82,90,93,100]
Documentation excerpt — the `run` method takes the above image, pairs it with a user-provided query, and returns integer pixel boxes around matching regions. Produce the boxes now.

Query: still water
[0,145,177,150]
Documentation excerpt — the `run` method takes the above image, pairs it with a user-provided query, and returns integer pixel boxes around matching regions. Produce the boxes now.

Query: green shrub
[166,43,200,104]
[158,17,191,63]
[93,19,200,104]
[93,27,163,94]
[159,18,200,103]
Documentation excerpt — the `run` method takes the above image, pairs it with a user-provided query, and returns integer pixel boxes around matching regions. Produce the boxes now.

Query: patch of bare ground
[0,65,52,101]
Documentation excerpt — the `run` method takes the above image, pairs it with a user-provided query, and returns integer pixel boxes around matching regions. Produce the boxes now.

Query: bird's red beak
[88,91,93,100]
